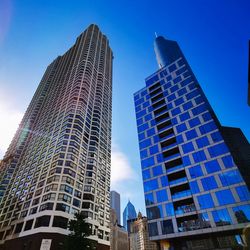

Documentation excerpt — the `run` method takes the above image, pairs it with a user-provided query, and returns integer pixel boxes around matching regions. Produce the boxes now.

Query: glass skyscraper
[134,36,250,249]
[0,24,112,250]
[123,201,137,231]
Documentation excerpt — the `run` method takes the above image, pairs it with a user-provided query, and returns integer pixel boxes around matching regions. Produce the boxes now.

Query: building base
[0,232,110,250]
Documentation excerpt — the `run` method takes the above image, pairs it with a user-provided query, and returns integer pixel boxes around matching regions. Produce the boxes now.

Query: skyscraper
[134,35,250,249]
[111,190,121,225]
[123,201,137,231]
[0,24,113,250]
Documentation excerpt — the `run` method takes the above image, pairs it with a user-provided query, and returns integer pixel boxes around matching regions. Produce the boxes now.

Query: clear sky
[0,0,250,220]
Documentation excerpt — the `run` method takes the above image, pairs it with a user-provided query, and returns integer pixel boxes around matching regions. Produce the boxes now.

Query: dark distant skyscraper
[134,35,250,249]
[123,201,137,231]
[111,190,121,225]
[0,24,113,250]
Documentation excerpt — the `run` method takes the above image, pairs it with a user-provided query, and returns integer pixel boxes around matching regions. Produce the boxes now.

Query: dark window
[14,223,23,234]
[53,216,68,229]
[148,222,158,237]
[34,216,50,228]
[147,206,163,220]
[161,220,174,234]
[24,220,33,231]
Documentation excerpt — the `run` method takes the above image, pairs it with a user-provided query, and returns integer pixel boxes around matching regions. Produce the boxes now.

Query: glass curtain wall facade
[134,36,250,249]
[123,201,137,231]
[0,24,112,249]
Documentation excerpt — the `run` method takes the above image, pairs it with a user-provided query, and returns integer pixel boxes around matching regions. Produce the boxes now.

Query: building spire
[155,32,158,38]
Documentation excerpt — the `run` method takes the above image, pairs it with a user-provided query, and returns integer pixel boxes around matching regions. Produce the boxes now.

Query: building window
[52,216,68,229]
[201,176,218,191]
[176,123,187,133]
[161,220,174,234]
[161,176,168,187]
[197,193,214,209]
[182,142,194,154]
[219,170,243,186]
[235,185,250,201]
[145,193,154,205]
[232,205,250,223]
[189,117,200,127]
[212,209,232,227]
[215,189,235,205]
[156,189,168,202]
[34,216,50,228]
[208,143,228,158]
[190,181,200,194]
[152,165,163,176]
[210,131,222,143]
[147,206,163,220]
[222,155,234,168]
[24,219,33,231]
[186,129,198,140]
[144,179,158,192]
[189,165,203,178]
[204,159,221,174]
[141,157,155,169]
[192,150,206,163]
[142,169,151,180]
[165,203,174,217]
[148,222,158,237]
[196,136,209,148]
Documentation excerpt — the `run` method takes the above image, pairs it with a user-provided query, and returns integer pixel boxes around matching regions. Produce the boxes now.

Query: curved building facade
[0,24,113,249]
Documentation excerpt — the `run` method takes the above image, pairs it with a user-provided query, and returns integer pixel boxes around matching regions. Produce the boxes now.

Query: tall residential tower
[134,36,250,249]
[0,24,113,250]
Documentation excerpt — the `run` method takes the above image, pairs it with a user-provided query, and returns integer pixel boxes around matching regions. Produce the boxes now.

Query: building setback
[0,24,112,250]
[134,35,250,249]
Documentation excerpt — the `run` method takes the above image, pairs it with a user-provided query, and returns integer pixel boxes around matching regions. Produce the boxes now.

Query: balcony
[159,128,175,141]
[177,215,211,232]
[169,177,188,186]
[172,190,192,200]
[166,164,184,174]
[163,147,180,162]
[155,112,170,124]
[175,204,196,215]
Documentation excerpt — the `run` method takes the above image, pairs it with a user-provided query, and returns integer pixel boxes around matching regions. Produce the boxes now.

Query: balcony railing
[178,219,211,232]
[166,164,184,174]
[169,177,188,186]
[175,204,196,215]
[164,152,180,162]
[172,190,192,200]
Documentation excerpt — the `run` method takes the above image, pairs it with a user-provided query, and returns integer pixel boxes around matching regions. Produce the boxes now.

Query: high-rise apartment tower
[134,36,250,249]
[0,24,113,250]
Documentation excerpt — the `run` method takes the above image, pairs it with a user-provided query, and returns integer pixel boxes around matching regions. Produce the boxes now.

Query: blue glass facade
[134,36,250,248]
[123,201,137,231]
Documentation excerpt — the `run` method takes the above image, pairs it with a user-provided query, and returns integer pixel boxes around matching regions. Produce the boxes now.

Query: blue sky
[0,0,249,220]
